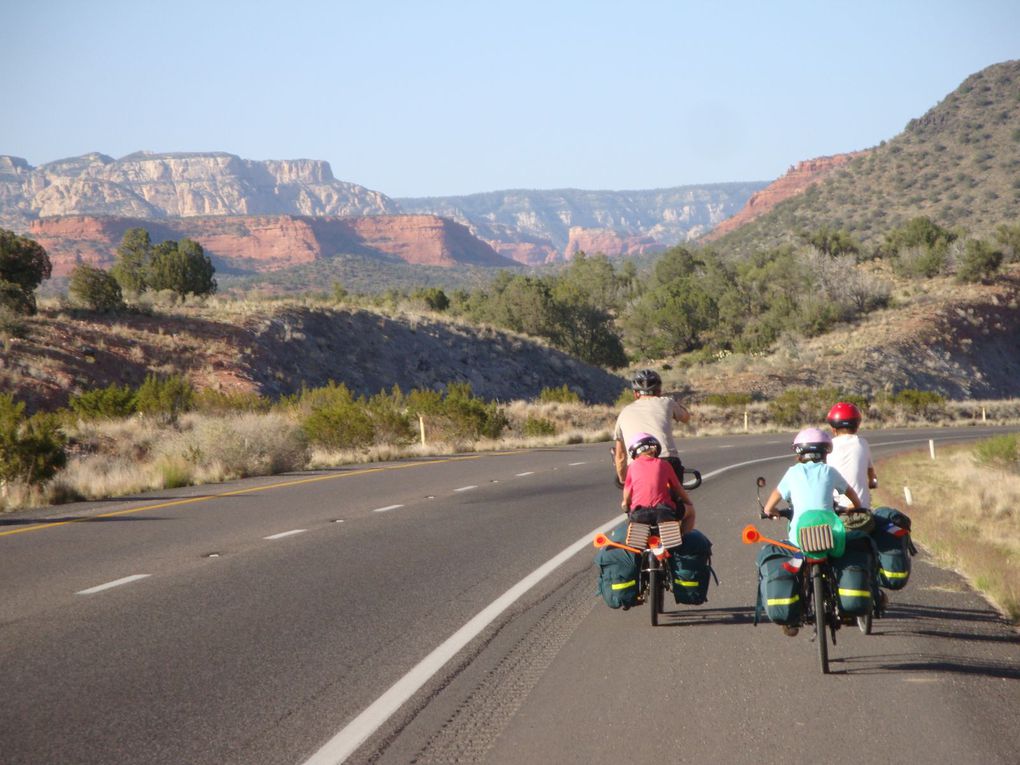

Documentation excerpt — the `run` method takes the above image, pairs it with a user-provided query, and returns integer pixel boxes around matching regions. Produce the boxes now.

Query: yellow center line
[0,455,483,539]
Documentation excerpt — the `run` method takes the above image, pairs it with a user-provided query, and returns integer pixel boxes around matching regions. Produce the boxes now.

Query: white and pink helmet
[627,432,662,459]
[793,427,832,459]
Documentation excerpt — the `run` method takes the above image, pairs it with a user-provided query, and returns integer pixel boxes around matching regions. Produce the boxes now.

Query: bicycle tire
[649,563,662,626]
[814,569,830,674]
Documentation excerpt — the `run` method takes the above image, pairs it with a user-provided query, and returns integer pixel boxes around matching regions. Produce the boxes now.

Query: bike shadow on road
[834,652,1020,679]
[874,602,1017,644]
[656,605,757,627]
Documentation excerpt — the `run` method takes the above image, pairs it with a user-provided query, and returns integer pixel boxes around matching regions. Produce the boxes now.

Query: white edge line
[264,529,307,540]
[372,504,405,513]
[301,514,626,765]
[76,574,150,595]
[453,485,477,492]
[515,471,535,477]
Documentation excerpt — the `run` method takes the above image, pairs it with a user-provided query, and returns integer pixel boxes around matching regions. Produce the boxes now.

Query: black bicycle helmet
[631,369,662,394]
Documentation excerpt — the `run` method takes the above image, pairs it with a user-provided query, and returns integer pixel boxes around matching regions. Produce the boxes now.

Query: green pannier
[595,522,640,609]
[871,506,913,590]
[755,542,803,626]
[669,529,715,605]
[834,537,875,616]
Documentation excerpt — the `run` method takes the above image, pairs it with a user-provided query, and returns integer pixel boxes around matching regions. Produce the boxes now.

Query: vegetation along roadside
[874,433,1020,624]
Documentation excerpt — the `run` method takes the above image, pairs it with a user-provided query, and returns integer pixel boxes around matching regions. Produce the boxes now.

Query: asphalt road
[1,427,1017,764]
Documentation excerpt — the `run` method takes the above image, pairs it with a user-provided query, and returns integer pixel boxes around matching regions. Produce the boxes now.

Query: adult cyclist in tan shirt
[614,369,692,509]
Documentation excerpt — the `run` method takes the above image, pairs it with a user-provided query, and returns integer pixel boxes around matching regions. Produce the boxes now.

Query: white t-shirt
[829,433,872,508]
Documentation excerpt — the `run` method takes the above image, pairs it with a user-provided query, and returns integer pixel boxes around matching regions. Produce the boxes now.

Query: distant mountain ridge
[396,184,765,263]
[0,151,765,265]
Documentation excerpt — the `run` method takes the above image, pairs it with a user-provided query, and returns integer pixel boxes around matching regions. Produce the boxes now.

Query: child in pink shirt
[622,433,696,533]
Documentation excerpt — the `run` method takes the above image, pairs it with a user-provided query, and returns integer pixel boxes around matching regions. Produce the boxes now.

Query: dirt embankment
[0,304,627,413]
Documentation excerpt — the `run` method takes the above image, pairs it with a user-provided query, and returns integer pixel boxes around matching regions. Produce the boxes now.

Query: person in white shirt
[826,401,878,509]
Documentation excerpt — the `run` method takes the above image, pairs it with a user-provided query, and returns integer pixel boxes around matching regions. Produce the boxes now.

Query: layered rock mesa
[30,214,518,276]
[397,183,767,264]
[702,151,870,241]
[0,151,399,232]
[2,151,767,264]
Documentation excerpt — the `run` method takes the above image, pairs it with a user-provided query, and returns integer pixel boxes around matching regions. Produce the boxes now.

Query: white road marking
[76,574,150,595]
[264,529,307,540]
[372,505,404,513]
[718,444,735,449]
[568,461,586,466]
[301,515,626,765]
[453,485,477,492]
[515,471,535,477]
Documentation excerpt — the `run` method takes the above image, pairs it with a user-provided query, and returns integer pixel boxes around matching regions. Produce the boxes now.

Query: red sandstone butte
[705,151,869,240]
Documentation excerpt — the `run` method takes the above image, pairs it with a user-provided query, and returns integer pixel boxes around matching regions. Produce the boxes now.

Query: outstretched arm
[614,440,628,484]
[762,488,784,519]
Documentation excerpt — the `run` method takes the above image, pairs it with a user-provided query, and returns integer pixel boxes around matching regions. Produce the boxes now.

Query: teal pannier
[669,529,714,605]
[755,542,803,625]
[834,538,874,616]
[595,523,640,609]
[871,506,914,590]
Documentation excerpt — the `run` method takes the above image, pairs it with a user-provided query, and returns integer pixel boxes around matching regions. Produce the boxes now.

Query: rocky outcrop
[397,183,765,262]
[703,152,869,240]
[0,152,398,231]
[29,214,518,275]
[563,227,665,260]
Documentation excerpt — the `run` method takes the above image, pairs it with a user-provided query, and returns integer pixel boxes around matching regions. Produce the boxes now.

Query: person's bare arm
[671,398,691,425]
[867,465,878,489]
[762,488,784,518]
[614,440,628,484]
[843,486,862,509]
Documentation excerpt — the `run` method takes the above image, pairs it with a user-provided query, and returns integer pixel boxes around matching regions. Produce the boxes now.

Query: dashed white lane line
[372,505,405,513]
[453,485,478,492]
[568,461,587,466]
[515,471,535,477]
[76,574,150,595]
[264,529,307,540]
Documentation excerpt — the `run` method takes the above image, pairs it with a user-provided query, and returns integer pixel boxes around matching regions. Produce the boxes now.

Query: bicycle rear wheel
[649,563,663,626]
[814,570,829,674]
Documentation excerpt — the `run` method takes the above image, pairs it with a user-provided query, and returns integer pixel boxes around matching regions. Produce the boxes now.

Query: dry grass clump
[874,442,1020,622]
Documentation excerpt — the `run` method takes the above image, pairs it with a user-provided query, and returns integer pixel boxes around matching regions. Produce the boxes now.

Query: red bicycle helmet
[827,402,862,430]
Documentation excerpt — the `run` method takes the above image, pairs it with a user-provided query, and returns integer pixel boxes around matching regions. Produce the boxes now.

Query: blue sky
[3,1,1018,197]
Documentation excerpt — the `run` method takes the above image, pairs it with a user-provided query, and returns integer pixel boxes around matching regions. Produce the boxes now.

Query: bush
[408,382,508,442]
[70,383,137,420]
[891,388,945,417]
[972,434,1020,472]
[537,385,581,404]
[300,382,376,449]
[767,387,866,428]
[166,413,309,479]
[68,264,125,311]
[704,392,754,408]
[193,388,272,415]
[135,373,195,424]
[0,394,67,487]
[0,229,51,315]
[956,239,1004,283]
[523,417,557,436]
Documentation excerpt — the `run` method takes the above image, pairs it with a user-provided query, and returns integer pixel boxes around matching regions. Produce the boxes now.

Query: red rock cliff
[30,214,517,275]
[705,151,869,240]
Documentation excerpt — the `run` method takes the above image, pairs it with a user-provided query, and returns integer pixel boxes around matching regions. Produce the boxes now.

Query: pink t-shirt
[624,456,679,509]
